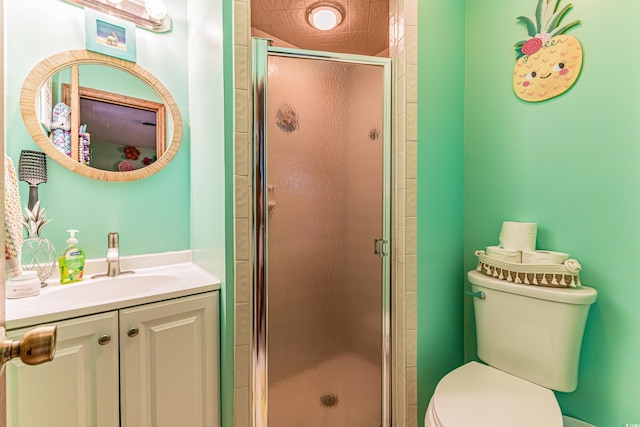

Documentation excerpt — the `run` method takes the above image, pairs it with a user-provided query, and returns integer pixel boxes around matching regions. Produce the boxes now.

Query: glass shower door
[257,48,390,427]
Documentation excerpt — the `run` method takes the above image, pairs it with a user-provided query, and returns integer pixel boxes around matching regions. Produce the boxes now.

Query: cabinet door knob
[98,334,111,345]
[127,327,139,338]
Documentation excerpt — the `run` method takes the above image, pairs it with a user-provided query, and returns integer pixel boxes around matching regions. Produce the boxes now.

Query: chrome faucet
[106,232,121,276]
[93,232,134,278]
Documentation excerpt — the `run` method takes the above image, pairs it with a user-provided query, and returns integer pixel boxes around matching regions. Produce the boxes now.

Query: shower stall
[252,39,391,427]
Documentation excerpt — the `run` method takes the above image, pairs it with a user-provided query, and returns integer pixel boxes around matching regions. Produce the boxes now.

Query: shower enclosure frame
[251,38,392,427]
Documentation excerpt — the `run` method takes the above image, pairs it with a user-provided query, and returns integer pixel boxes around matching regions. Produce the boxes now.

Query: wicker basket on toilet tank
[475,250,581,288]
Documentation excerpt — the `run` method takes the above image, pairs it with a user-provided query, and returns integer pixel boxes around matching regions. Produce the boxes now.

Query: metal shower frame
[251,38,392,427]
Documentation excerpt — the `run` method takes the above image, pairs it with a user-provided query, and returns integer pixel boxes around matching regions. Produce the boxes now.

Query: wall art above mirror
[20,49,183,182]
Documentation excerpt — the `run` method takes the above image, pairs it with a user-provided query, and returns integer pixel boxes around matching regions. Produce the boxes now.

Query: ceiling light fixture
[61,0,172,32]
[144,0,167,20]
[307,2,344,31]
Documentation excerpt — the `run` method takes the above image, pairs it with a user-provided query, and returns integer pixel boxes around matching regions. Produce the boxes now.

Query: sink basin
[5,254,222,330]
[35,274,180,305]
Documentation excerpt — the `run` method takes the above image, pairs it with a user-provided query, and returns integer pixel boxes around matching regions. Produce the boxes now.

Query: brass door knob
[0,324,57,369]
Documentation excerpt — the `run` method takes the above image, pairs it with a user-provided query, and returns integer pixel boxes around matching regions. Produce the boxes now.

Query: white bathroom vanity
[5,251,221,427]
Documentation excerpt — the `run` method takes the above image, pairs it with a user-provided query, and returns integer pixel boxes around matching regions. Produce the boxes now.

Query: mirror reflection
[41,64,170,172]
[21,49,182,182]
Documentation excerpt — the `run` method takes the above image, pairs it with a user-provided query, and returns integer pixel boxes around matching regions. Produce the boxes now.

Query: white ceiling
[251,0,389,56]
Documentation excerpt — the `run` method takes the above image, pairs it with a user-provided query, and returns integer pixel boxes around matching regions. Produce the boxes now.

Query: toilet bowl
[424,362,562,427]
[425,270,597,427]
[562,416,596,427]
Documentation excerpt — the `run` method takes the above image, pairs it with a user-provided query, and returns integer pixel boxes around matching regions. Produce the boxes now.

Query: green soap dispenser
[59,229,86,284]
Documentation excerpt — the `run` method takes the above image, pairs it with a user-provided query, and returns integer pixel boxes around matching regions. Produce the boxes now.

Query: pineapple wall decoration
[513,0,583,102]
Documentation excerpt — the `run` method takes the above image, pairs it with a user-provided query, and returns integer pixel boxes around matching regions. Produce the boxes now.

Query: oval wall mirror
[20,50,183,182]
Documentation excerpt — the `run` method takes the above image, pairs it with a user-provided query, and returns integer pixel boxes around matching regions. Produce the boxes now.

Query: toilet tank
[468,270,597,392]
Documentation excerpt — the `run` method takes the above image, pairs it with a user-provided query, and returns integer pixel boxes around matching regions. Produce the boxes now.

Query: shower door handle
[374,239,387,257]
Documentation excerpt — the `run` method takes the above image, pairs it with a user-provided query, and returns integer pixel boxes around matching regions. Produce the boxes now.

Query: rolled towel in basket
[522,250,569,264]
[486,246,522,263]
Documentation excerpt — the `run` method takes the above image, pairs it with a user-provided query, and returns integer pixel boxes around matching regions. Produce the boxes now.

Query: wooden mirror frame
[20,49,183,182]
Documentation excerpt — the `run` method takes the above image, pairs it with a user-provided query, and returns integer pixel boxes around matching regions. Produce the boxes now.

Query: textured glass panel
[266,54,385,427]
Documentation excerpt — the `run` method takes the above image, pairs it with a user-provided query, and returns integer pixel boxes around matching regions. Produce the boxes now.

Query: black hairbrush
[18,150,47,210]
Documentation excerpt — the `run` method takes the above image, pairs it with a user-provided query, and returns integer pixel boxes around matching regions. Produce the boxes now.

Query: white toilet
[425,270,597,427]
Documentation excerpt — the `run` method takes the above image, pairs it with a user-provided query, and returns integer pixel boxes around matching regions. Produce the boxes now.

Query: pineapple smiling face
[513,0,583,102]
[513,34,582,102]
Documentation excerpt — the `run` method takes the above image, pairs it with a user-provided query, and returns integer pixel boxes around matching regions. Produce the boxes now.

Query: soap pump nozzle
[66,229,79,245]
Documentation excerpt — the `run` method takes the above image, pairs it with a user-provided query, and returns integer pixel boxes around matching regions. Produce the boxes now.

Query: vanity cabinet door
[6,312,120,427]
[119,292,220,427]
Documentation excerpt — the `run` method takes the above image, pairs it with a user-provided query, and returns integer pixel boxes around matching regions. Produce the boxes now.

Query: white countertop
[6,251,222,330]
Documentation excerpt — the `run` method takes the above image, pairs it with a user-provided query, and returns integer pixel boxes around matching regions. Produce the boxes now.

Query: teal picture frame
[85,9,137,62]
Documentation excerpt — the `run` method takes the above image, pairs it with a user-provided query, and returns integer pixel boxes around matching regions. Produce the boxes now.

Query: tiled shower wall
[389,0,419,425]
[232,0,418,425]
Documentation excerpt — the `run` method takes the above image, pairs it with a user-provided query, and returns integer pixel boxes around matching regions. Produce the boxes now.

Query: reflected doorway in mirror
[62,83,165,171]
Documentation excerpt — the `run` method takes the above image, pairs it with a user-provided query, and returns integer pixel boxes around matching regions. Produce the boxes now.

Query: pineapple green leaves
[517,15,538,38]
[23,201,52,238]
[515,0,581,58]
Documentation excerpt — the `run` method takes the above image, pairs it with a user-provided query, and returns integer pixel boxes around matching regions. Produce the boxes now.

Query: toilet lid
[431,362,562,427]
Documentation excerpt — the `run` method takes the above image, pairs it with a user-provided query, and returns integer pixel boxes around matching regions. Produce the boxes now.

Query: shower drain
[320,393,339,408]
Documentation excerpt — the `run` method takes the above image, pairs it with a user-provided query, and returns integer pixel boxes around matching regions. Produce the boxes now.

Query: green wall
[6,1,229,421]
[465,0,640,425]
[186,0,231,424]
[419,0,640,424]
[5,0,191,258]
[416,0,466,420]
